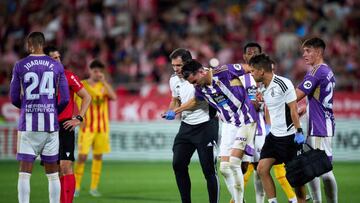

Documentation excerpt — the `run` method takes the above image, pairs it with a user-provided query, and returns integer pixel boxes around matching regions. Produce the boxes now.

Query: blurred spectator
[1,0,360,97]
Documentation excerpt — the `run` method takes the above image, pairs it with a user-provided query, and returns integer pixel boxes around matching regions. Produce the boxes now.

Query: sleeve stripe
[274,77,288,93]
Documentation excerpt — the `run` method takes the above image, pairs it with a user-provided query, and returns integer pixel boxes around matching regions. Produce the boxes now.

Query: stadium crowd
[1,0,360,96]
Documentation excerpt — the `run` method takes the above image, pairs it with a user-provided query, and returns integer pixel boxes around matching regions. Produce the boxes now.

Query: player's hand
[63,118,81,131]
[98,72,106,83]
[256,92,264,103]
[298,106,307,117]
[265,124,271,136]
[161,110,176,120]
[294,132,305,144]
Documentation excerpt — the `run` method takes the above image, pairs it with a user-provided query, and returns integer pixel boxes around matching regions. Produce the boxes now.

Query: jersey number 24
[24,71,55,100]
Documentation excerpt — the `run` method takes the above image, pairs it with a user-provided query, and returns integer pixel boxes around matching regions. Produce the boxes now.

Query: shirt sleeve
[284,80,297,104]
[195,88,205,101]
[228,64,246,77]
[57,65,70,113]
[169,77,177,98]
[68,71,84,93]
[297,73,319,95]
[10,63,21,108]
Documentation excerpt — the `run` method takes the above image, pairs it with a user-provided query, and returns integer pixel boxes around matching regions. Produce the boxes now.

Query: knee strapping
[219,162,232,177]
[229,156,242,170]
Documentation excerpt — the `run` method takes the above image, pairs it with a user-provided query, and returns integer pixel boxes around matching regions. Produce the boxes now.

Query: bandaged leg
[220,161,235,199]
[230,156,244,203]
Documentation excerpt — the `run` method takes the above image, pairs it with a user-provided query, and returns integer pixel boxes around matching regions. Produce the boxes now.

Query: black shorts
[173,117,219,146]
[59,119,75,161]
[260,133,299,165]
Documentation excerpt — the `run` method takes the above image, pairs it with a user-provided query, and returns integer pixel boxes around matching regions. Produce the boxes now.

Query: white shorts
[16,131,59,163]
[243,131,266,162]
[219,122,257,157]
[307,136,333,161]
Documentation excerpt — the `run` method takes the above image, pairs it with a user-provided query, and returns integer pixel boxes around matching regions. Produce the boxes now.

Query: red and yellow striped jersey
[76,80,109,133]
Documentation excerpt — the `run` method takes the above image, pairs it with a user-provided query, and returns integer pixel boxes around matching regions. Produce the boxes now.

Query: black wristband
[297,128,303,133]
[75,115,84,122]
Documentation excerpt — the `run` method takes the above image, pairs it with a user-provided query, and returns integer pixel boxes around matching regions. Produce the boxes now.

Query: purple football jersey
[241,73,265,135]
[298,64,336,137]
[10,55,70,132]
[195,64,258,127]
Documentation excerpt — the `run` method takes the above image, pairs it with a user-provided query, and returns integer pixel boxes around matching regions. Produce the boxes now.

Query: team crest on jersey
[303,80,312,89]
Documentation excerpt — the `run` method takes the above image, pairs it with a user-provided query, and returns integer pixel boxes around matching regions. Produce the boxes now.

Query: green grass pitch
[0,161,359,202]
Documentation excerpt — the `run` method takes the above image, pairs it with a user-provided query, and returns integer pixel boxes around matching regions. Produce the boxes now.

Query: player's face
[250,66,263,82]
[89,68,104,82]
[49,51,61,62]
[171,57,184,78]
[243,47,261,64]
[302,46,320,66]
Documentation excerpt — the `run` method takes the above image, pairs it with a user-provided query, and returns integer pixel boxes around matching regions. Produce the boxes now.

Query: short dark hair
[27,32,45,46]
[169,48,192,63]
[89,59,105,69]
[243,42,262,53]
[302,37,326,50]
[181,59,203,79]
[43,45,58,55]
[249,53,273,72]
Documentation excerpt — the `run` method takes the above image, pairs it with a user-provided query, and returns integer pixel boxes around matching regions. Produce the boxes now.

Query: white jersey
[169,75,210,125]
[261,74,297,137]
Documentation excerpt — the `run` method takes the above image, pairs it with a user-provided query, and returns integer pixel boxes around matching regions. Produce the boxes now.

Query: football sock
[288,197,298,203]
[322,171,338,203]
[244,163,254,187]
[254,171,265,203]
[61,174,76,203]
[74,162,85,190]
[268,197,277,203]
[91,159,102,190]
[229,156,244,203]
[18,172,31,203]
[47,172,60,203]
[219,161,235,199]
[308,177,321,203]
[273,164,296,200]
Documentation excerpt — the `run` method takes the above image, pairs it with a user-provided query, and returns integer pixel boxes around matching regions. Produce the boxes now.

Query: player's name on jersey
[23,59,55,70]
[25,103,55,113]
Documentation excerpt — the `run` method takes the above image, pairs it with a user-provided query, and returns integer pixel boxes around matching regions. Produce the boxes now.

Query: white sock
[288,197,297,203]
[18,172,31,203]
[219,161,234,199]
[308,177,321,203]
[229,156,244,203]
[268,197,277,203]
[322,171,338,203]
[254,171,265,203]
[47,172,60,203]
